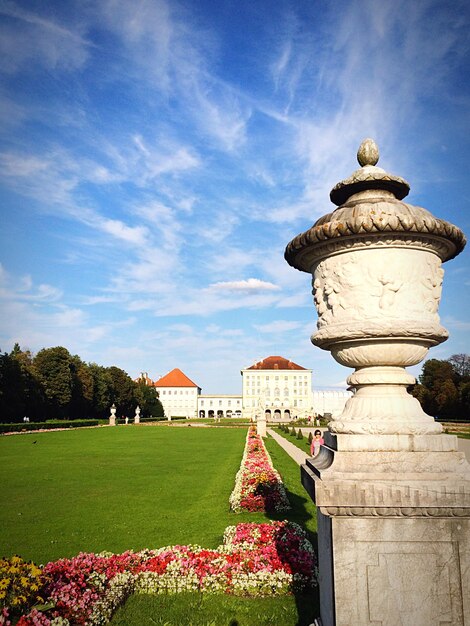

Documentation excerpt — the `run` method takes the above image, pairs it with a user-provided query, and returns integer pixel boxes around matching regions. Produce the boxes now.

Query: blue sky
[0,0,469,394]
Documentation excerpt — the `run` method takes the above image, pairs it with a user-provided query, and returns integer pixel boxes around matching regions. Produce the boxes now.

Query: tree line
[0,344,163,423]
[411,353,470,421]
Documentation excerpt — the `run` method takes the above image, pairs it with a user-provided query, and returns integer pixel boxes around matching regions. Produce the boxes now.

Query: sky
[0,0,469,394]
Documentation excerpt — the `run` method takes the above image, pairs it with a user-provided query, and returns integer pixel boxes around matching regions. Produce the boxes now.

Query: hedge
[0,420,99,434]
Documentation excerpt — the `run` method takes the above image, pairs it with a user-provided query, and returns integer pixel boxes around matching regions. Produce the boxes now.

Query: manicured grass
[112,434,319,625]
[264,435,317,539]
[0,426,271,563]
[275,428,311,455]
[2,426,320,625]
[110,591,317,626]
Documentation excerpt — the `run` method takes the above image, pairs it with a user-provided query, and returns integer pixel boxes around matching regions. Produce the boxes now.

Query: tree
[89,364,112,419]
[69,356,94,419]
[106,366,136,417]
[33,347,74,419]
[0,345,44,422]
[134,381,164,418]
[412,354,470,421]
[447,354,470,377]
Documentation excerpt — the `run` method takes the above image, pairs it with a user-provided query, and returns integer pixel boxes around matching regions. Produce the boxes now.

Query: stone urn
[285,139,466,436]
[109,403,116,426]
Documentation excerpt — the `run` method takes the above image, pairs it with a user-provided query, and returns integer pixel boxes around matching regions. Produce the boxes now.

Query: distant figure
[125,416,129,425]
[310,429,324,457]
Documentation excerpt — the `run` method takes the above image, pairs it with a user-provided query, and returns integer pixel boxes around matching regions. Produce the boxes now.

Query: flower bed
[229,426,291,512]
[2,522,316,626]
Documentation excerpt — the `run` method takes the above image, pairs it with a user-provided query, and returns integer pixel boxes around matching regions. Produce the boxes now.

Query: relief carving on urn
[286,139,466,436]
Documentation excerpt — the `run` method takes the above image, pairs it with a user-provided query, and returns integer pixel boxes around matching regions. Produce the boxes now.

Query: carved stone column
[285,139,470,626]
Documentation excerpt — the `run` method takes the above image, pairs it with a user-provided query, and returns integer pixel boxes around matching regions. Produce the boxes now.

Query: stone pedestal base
[315,512,469,626]
[302,433,470,626]
[257,415,267,437]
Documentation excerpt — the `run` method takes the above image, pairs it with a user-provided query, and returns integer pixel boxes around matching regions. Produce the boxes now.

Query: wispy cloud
[0,0,90,73]
[253,320,303,333]
[209,278,280,293]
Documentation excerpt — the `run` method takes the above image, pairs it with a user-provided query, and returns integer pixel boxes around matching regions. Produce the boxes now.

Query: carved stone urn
[285,140,469,626]
[109,403,116,426]
[285,139,466,436]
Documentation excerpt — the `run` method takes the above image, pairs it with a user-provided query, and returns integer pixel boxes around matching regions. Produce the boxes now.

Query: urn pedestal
[257,412,267,437]
[285,140,470,626]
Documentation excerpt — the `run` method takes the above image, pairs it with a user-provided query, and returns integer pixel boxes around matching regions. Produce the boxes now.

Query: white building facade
[153,368,200,419]
[312,389,352,417]
[146,359,349,421]
[241,356,313,421]
[197,395,242,418]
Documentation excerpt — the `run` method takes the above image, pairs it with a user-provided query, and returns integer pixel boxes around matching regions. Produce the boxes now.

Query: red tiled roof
[247,356,306,371]
[154,368,199,388]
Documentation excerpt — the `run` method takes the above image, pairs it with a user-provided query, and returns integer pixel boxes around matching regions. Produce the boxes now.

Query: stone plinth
[302,432,470,625]
[257,413,267,437]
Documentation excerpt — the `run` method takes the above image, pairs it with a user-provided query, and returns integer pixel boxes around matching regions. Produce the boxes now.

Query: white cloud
[442,316,470,331]
[253,320,303,333]
[0,0,90,73]
[209,278,280,293]
[97,218,149,246]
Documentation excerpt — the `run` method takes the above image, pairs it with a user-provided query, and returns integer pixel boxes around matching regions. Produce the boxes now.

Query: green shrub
[0,420,99,434]
[308,432,313,444]
[289,426,296,436]
[297,428,303,439]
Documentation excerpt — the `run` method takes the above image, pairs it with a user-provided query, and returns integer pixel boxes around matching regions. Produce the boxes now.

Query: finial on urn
[357,138,379,167]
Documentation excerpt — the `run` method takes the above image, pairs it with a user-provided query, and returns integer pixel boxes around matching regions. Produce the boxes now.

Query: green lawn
[1,425,319,625]
[0,426,271,563]
[274,428,311,455]
[111,592,316,626]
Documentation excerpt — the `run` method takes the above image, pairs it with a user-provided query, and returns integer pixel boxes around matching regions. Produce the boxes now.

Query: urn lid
[284,139,466,271]
[330,138,410,206]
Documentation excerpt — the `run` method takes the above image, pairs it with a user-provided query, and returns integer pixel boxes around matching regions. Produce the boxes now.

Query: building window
[219,400,222,406]
[201,400,204,406]
[210,400,213,406]
[228,400,231,406]
[275,376,279,381]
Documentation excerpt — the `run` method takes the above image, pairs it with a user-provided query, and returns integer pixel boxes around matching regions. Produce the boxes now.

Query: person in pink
[310,429,325,456]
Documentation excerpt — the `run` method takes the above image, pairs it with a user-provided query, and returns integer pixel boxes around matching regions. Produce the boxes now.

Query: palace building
[140,356,350,420]
[241,356,313,420]
[153,368,201,419]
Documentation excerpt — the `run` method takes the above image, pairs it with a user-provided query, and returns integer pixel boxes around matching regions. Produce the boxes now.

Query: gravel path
[267,428,309,466]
